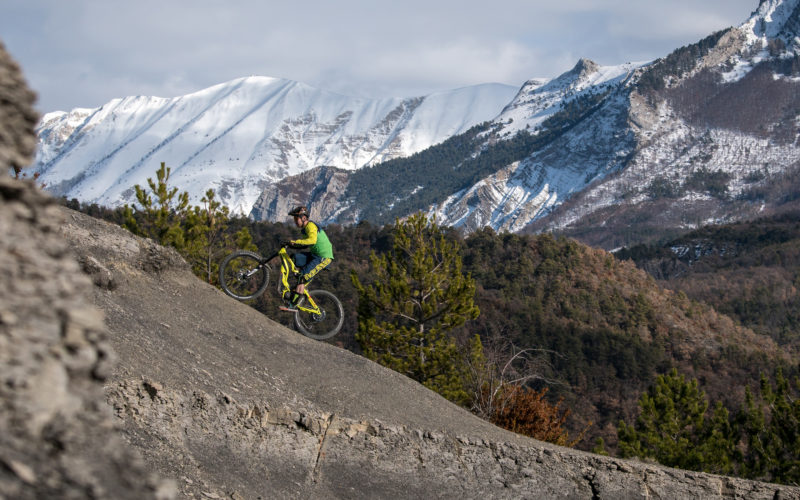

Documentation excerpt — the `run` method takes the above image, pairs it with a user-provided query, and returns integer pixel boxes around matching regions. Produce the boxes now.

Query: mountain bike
[219,247,344,340]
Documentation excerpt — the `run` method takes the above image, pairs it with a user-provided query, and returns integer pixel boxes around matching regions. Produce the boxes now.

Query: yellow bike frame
[278,248,321,315]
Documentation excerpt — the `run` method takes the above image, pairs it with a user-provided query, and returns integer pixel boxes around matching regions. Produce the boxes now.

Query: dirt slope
[58,207,800,499]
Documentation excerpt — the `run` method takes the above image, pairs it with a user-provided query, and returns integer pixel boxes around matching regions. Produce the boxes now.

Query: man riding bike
[282,205,334,309]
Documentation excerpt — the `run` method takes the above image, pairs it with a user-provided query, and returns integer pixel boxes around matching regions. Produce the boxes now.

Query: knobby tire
[219,251,270,300]
[294,289,344,340]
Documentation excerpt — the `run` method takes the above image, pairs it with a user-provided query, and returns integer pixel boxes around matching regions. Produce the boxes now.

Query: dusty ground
[57,207,800,499]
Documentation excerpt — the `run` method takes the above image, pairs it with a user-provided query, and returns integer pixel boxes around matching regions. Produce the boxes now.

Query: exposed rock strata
[108,377,800,499]
[249,165,352,223]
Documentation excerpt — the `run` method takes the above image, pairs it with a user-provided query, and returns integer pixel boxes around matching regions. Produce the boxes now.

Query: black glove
[281,240,293,248]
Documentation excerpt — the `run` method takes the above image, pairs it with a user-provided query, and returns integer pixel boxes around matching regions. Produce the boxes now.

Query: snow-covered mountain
[32,0,800,249]
[250,57,642,227]
[526,0,800,247]
[428,58,642,233]
[32,77,517,214]
[252,0,799,249]
[426,0,800,240]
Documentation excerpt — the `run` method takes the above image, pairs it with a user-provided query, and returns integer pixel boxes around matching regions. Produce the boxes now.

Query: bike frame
[220,246,343,339]
[272,247,322,316]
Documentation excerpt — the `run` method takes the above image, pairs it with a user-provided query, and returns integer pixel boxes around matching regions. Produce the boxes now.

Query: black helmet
[288,205,309,218]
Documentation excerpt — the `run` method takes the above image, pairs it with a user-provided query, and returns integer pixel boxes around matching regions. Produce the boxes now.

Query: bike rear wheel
[219,251,270,300]
[294,289,344,340]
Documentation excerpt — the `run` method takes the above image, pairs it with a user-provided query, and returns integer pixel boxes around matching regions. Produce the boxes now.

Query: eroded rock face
[0,40,173,500]
[0,178,175,499]
[0,40,38,176]
[107,377,800,500]
[249,165,353,223]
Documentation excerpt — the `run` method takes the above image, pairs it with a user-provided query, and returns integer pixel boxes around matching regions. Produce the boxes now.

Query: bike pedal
[279,306,298,312]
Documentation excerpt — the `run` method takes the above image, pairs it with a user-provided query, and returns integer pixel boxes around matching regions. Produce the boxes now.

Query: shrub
[491,385,580,446]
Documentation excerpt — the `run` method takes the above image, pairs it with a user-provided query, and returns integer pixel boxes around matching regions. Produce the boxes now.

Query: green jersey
[291,221,334,259]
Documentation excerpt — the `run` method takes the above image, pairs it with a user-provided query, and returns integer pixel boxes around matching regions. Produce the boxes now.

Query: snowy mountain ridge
[428,59,643,232]
[31,0,800,248]
[494,59,642,137]
[252,0,799,247]
[425,0,800,235]
[517,0,800,247]
[33,77,517,214]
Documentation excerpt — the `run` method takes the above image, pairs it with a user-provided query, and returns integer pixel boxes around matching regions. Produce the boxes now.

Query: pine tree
[120,163,256,285]
[351,212,479,404]
[617,368,737,473]
[741,370,800,484]
[698,402,739,475]
[462,333,497,418]
[183,189,255,284]
[122,162,188,248]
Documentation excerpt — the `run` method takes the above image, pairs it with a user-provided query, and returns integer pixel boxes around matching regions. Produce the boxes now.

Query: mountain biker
[282,205,334,307]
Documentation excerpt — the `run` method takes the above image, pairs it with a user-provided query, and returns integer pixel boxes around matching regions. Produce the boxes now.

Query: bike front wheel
[294,289,344,340]
[219,251,270,300]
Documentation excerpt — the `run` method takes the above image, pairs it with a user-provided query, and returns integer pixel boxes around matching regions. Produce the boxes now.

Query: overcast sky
[2,0,759,114]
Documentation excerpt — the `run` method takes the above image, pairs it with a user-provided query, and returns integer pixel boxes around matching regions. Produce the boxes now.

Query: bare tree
[461,326,564,421]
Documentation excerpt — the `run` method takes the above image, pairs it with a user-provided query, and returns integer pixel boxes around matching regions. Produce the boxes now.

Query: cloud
[1,0,757,113]
[337,40,538,95]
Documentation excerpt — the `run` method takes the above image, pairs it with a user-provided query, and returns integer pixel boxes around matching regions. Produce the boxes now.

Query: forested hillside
[456,228,786,449]
[615,211,800,347]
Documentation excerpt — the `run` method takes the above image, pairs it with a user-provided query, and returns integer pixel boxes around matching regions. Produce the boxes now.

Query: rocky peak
[570,57,601,79]
[746,0,800,41]
[543,57,602,91]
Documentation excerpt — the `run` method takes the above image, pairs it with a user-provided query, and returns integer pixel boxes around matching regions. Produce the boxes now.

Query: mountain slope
[257,0,800,247]
[433,60,639,233]
[615,211,800,347]
[32,78,517,214]
[528,0,800,248]
[455,228,788,449]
